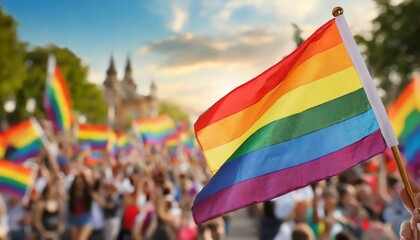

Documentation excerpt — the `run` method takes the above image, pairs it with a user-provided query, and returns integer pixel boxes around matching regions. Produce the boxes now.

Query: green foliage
[17,45,107,124]
[0,6,26,119]
[291,23,304,47]
[356,0,420,104]
[159,101,190,123]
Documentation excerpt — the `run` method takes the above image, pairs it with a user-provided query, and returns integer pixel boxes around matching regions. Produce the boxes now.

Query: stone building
[103,56,158,130]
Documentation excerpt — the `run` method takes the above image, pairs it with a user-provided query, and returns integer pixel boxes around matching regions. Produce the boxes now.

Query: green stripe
[227,88,371,162]
[47,86,64,130]
[399,110,420,143]
[0,176,27,190]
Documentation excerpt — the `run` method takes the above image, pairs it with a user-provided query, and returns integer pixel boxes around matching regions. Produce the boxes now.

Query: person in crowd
[33,180,65,240]
[6,196,30,240]
[68,172,94,240]
[0,195,9,240]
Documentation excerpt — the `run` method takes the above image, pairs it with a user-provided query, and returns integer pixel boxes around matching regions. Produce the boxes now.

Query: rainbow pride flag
[133,115,176,145]
[110,131,134,154]
[84,151,102,166]
[4,120,44,163]
[388,78,420,169]
[44,56,73,133]
[77,124,110,150]
[192,14,397,223]
[0,161,35,199]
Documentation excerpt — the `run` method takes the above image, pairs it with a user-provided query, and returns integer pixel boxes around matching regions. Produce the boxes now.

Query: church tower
[122,57,137,93]
[104,55,118,88]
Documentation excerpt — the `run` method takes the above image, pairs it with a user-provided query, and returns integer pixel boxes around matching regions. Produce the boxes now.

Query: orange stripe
[0,161,32,175]
[198,43,352,151]
[388,78,420,120]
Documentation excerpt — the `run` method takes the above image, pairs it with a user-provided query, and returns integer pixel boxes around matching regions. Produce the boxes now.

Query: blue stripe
[6,140,43,161]
[403,126,420,161]
[195,109,379,204]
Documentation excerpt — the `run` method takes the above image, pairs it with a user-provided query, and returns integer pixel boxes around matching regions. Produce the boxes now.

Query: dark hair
[335,231,354,240]
[291,229,310,240]
[69,173,92,213]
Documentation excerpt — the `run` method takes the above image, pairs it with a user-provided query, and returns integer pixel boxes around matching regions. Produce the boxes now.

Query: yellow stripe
[390,98,417,136]
[202,67,362,173]
[0,168,31,185]
[77,131,110,140]
[9,128,39,148]
[52,75,71,129]
[139,121,175,132]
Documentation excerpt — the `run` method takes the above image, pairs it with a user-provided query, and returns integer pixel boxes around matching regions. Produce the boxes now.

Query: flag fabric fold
[77,124,110,150]
[0,161,35,199]
[44,55,73,133]
[4,120,45,163]
[388,77,420,169]
[133,115,176,145]
[192,15,396,224]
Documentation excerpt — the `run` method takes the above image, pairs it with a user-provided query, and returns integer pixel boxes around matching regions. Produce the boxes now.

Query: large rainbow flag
[4,120,44,163]
[192,14,397,223]
[0,161,35,199]
[388,78,420,170]
[77,124,110,150]
[133,115,176,145]
[44,55,73,133]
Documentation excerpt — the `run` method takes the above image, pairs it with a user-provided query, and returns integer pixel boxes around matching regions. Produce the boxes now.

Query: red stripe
[54,65,72,111]
[192,130,386,224]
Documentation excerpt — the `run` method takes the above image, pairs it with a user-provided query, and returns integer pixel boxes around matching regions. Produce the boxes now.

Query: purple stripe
[192,130,386,224]
[0,186,25,199]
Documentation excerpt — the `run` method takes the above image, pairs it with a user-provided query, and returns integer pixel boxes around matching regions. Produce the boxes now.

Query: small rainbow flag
[4,120,44,163]
[44,55,73,133]
[192,14,397,223]
[77,124,110,150]
[109,131,134,155]
[0,161,35,199]
[133,115,176,145]
[84,151,102,166]
[388,77,420,169]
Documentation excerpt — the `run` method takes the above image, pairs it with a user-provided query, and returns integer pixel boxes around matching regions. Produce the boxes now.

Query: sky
[0,0,381,115]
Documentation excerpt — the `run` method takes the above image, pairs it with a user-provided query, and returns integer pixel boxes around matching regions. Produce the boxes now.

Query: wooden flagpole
[391,146,415,205]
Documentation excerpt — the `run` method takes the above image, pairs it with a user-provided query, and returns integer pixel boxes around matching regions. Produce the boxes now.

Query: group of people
[0,135,223,240]
[0,122,418,240]
[256,153,416,240]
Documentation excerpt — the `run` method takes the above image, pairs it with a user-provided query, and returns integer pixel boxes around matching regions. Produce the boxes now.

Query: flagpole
[333,6,415,207]
[391,146,415,204]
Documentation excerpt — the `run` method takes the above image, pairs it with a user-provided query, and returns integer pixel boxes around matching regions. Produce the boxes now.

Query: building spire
[104,55,117,88]
[107,55,116,75]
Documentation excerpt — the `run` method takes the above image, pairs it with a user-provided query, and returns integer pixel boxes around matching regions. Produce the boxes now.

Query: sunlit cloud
[170,5,188,32]
[138,25,294,75]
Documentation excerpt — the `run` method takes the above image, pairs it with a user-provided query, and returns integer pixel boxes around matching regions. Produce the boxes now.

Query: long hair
[69,173,92,213]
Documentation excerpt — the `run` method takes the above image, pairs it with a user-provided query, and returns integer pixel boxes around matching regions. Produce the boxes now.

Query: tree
[0,6,26,121]
[15,45,107,124]
[291,23,304,47]
[159,101,190,123]
[356,0,420,104]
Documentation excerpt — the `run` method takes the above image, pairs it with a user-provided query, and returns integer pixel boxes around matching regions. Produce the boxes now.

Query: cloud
[138,25,294,75]
[170,5,188,32]
[88,69,104,84]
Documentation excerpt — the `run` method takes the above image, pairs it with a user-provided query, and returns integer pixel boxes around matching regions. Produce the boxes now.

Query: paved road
[228,208,258,240]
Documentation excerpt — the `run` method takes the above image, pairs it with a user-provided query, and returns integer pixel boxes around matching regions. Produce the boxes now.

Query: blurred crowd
[0,133,412,240]
[256,153,409,240]
[0,140,224,240]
